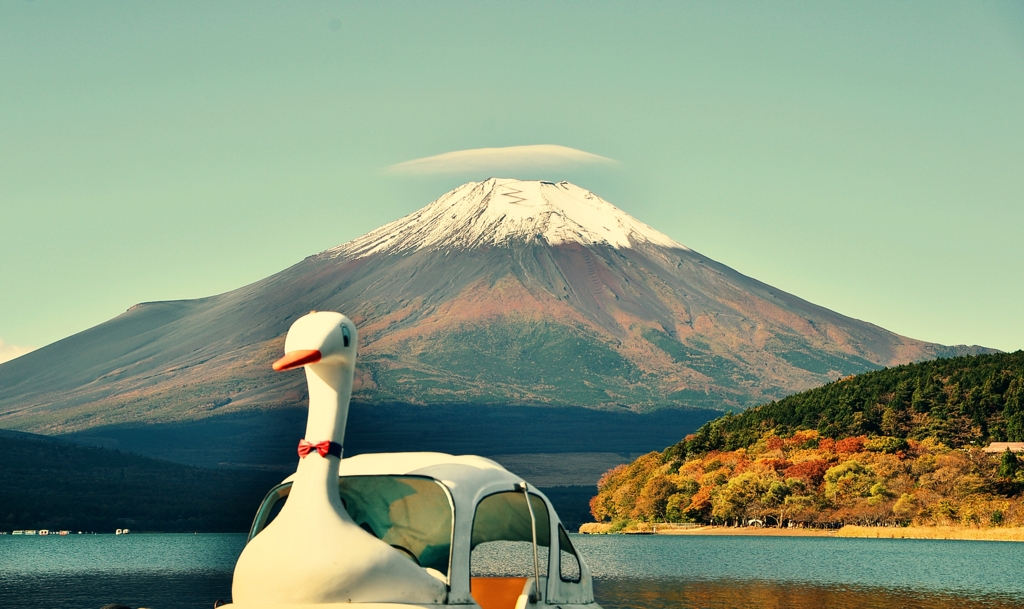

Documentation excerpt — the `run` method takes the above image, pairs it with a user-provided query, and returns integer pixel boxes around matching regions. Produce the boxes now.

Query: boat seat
[471,576,529,609]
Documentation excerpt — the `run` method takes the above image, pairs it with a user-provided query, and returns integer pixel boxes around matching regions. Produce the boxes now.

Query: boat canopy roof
[279,452,528,505]
[339,452,524,493]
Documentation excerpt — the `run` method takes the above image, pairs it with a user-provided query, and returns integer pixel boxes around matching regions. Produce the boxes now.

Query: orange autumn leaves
[591,430,1024,528]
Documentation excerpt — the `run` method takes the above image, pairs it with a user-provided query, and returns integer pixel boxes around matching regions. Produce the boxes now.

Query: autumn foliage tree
[591,429,1024,528]
[592,353,1024,529]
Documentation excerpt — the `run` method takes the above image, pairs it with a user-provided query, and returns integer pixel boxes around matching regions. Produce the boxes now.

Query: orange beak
[272,349,322,371]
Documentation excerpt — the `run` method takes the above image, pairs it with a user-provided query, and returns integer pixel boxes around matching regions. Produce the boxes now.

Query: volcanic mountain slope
[0,179,992,435]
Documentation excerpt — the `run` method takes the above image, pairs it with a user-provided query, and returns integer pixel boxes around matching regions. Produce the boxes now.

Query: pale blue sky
[2,1,1023,361]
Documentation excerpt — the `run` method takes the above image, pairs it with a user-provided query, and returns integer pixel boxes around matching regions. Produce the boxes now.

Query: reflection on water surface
[2,570,234,609]
[595,578,1024,609]
[2,533,1023,609]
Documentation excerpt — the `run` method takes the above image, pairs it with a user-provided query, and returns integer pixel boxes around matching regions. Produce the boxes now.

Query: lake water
[2,533,1023,609]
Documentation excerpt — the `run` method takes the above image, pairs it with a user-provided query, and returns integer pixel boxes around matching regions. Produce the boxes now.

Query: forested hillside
[0,431,282,532]
[590,351,1024,529]
[672,351,1024,459]
[0,430,596,532]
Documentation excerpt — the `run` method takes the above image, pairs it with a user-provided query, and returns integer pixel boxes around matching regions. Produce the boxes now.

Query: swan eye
[342,326,351,347]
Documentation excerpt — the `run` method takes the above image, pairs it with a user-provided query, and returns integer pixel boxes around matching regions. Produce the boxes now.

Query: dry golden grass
[654,525,834,537]
[579,522,836,536]
[835,525,1024,542]
[579,522,614,534]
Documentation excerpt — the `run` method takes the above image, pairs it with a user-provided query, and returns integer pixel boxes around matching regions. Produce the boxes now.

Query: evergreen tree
[998,447,1020,479]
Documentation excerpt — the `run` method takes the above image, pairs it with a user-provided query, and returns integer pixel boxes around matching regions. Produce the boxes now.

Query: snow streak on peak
[325,178,688,259]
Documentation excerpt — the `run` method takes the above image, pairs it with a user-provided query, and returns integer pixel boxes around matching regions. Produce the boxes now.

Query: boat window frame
[338,474,457,581]
[468,488,551,580]
[248,482,292,541]
[557,524,582,583]
[247,475,458,582]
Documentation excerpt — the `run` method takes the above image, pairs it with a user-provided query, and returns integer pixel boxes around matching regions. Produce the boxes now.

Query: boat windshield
[470,491,550,578]
[249,475,454,575]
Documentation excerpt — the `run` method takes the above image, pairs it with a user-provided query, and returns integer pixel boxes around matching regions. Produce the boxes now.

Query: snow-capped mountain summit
[0,180,993,451]
[327,178,685,259]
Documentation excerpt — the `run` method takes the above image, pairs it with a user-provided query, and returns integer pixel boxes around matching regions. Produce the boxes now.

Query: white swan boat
[224,311,601,609]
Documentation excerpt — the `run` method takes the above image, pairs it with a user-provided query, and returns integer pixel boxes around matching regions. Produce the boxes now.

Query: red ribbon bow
[297,439,341,459]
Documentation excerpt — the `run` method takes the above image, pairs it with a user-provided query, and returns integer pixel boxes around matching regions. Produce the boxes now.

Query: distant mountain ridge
[0,178,994,437]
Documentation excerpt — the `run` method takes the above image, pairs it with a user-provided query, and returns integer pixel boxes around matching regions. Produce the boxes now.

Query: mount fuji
[0,178,991,466]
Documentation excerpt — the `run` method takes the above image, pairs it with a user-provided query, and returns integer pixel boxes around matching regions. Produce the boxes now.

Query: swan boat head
[226,311,599,609]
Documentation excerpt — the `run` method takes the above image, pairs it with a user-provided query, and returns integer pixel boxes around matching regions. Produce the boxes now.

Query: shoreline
[656,525,835,537]
[834,525,1024,542]
[579,522,1024,542]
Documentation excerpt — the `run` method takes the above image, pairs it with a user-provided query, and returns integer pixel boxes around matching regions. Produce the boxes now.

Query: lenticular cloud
[386,144,618,175]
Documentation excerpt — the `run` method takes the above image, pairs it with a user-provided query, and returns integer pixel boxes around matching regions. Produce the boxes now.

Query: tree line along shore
[580,522,1024,542]
[586,351,1024,537]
